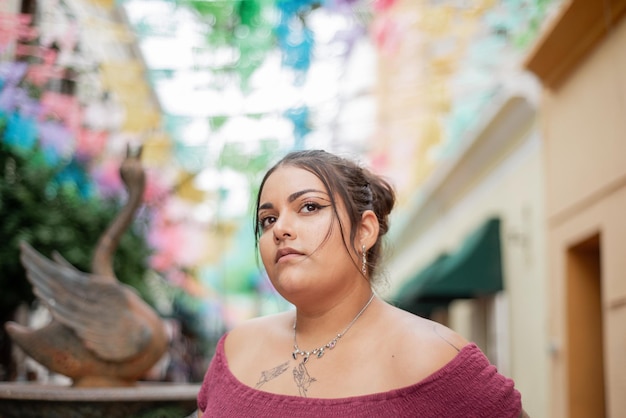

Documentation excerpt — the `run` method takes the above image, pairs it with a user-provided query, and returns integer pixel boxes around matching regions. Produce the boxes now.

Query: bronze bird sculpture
[5,146,168,387]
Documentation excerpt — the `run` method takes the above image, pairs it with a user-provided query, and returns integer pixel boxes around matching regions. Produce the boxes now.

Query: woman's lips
[275,248,304,263]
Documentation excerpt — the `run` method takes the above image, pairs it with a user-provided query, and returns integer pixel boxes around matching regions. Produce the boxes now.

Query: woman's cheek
[258,236,273,269]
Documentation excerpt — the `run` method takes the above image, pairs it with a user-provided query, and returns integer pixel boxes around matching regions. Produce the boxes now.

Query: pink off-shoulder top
[198,334,522,417]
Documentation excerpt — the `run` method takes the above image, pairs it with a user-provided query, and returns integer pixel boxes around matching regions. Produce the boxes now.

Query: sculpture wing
[19,242,152,362]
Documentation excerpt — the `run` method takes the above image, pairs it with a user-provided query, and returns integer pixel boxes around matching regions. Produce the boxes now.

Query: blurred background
[1,0,625,417]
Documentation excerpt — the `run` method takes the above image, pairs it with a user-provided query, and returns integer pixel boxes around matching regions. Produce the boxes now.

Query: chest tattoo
[255,361,290,389]
[293,362,317,397]
[255,360,318,397]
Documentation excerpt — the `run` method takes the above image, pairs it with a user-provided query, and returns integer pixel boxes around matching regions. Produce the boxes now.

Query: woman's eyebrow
[259,189,328,211]
[288,189,327,202]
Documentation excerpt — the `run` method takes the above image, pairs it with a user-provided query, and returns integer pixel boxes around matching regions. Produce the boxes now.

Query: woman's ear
[358,210,379,250]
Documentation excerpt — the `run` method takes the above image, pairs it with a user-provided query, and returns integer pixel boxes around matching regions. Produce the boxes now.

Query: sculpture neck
[91,184,144,278]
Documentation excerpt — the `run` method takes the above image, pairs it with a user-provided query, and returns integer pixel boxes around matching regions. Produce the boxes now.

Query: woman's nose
[272,215,295,242]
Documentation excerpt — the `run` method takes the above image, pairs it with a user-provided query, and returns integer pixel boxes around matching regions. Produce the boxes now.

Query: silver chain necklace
[292,293,375,364]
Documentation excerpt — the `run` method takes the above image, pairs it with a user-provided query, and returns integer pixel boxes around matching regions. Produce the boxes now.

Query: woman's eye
[260,216,276,229]
[301,202,321,213]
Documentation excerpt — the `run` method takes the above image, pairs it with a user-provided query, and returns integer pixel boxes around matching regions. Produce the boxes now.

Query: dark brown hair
[254,149,395,279]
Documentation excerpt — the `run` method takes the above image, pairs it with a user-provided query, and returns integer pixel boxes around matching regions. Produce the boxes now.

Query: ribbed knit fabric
[198,334,522,417]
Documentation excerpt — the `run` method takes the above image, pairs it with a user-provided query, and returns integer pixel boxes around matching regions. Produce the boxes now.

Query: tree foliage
[0,139,154,319]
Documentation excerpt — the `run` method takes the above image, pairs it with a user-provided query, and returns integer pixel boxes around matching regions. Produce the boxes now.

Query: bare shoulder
[376,303,470,386]
[224,311,293,362]
[385,303,469,349]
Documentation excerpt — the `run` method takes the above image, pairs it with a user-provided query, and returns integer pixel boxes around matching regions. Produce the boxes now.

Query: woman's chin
[273,277,315,300]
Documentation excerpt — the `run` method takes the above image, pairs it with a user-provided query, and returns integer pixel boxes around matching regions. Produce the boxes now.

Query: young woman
[196,150,527,417]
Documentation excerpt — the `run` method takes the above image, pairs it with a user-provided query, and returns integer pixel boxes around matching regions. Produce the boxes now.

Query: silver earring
[361,245,367,276]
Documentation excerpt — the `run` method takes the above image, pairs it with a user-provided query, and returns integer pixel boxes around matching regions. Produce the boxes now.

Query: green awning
[394,217,503,317]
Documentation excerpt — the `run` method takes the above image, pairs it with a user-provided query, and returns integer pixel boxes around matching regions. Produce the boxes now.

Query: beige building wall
[384,94,550,417]
[525,1,626,417]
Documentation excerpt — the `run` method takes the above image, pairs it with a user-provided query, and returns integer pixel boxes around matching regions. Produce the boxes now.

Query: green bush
[0,139,154,319]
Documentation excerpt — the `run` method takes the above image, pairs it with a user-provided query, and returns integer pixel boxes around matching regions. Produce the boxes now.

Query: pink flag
[0,13,37,50]
[40,91,82,133]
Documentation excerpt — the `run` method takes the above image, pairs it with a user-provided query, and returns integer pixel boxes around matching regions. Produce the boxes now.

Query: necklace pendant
[291,293,375,364]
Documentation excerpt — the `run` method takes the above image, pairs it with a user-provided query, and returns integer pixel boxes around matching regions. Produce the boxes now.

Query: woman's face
[257,165,359,302]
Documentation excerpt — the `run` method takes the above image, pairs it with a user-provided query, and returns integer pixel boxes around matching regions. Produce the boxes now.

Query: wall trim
[524,0,626,90]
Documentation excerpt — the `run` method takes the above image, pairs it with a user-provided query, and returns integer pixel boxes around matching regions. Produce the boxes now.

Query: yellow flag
[100,61,145,90]
[85,15,135,41]
[176,172,206,203]
[142,132,173,166]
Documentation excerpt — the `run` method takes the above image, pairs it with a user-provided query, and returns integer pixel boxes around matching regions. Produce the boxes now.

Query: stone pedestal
[0,382,200,418]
